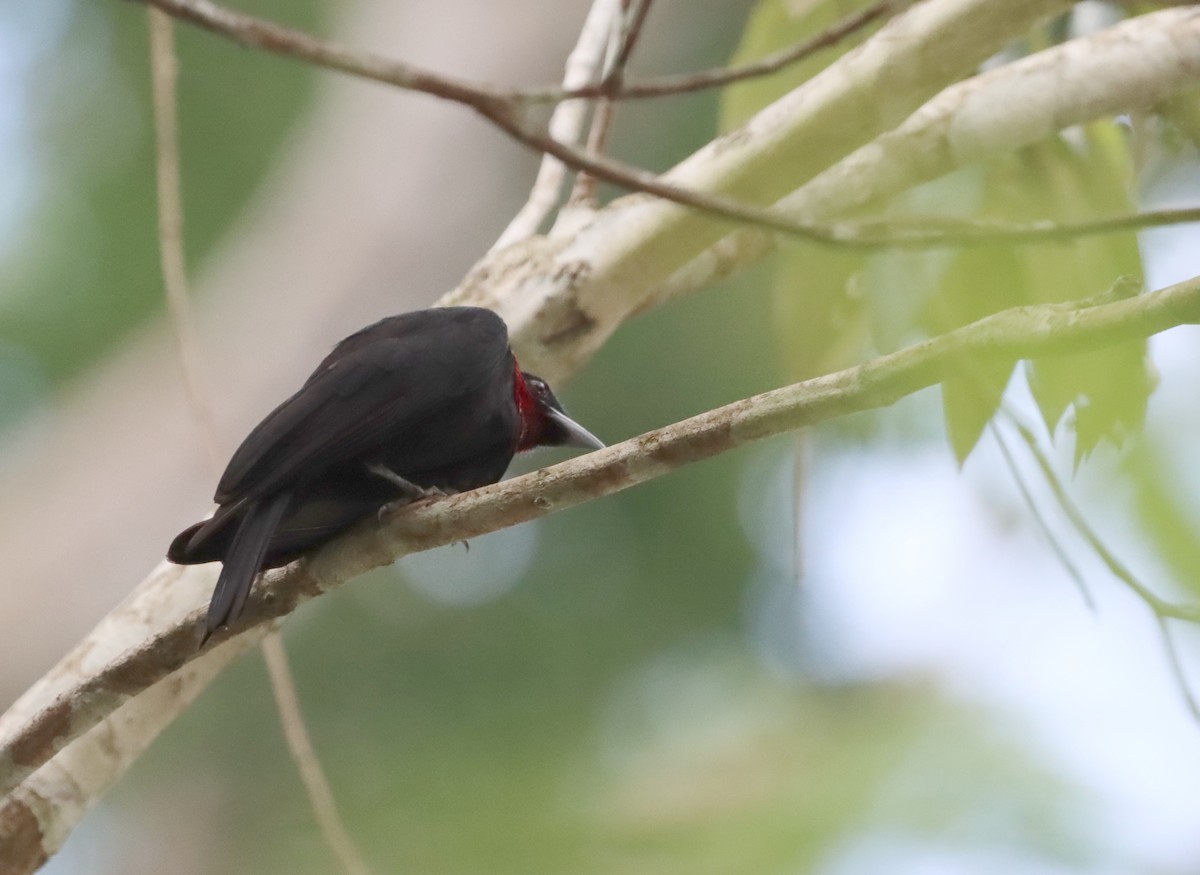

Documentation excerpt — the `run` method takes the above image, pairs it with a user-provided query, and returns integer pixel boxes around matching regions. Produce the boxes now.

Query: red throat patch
[512,366,541,451]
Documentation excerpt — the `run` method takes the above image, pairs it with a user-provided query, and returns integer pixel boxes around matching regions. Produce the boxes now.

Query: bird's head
[514,371,605,452]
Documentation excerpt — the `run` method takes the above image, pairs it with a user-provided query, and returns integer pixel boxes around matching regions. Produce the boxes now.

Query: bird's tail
[203,492,292,645]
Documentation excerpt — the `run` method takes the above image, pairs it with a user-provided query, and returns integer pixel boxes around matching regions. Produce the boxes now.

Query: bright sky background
[790,191,1200,872]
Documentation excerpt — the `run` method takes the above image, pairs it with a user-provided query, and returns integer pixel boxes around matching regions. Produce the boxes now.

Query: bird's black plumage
[168,307,603,642]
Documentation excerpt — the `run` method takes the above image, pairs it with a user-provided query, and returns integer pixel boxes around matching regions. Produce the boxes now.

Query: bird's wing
[215,308,512,504]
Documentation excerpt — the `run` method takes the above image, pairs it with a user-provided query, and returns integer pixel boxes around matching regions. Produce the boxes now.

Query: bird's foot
[371,466,455,521]
[376,492,452,522]
[368,464,447,502]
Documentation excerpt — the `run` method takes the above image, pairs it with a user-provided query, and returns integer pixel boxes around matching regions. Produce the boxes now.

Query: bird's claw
[368,464,449,503]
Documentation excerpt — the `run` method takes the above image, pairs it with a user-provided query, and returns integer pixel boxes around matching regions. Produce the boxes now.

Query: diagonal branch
[130,0,865,246]
[652,5,1200,305]
[124,0,1200,252]
[5,273,1200,818]
[128,0,899,105]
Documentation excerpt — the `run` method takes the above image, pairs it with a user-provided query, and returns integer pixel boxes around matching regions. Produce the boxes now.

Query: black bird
[168,306,603,642]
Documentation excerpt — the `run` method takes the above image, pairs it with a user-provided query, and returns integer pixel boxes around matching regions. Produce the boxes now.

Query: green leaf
[771,242,867,382]
[912,182,1027,462]
[1008,126,1149,457]
[943,361,1014,466]
[902,124,1150,462]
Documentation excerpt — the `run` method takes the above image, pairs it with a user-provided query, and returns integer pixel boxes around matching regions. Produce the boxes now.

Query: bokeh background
[3,1,1200,873]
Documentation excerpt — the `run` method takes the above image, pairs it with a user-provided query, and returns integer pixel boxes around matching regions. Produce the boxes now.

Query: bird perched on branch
[168,306,604,643]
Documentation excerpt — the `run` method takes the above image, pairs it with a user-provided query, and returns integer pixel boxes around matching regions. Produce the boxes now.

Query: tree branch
[123,0,1162,252]
[134,0,900,106]
[131,0,863,246]
[0,627,250,875]
[5,274,1200,830]
[501,0,902,242]
[653,5,1200,305]
[7,0,1071,748]
[789,7,1200,222]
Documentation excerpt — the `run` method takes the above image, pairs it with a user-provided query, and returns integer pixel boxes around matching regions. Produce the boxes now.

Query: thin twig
[565,2,625,207]
[1004,414,1200,622]
[569,0,655,206]
[262,645,372,875]
[989,422,1095,610]
[608,0,654,81]
[1002,411,1200,720]
[149,15,371,871]
[128,0,1200,250]
[148,8,221,471]
[1158,616,1200,722]
[1005,410,1200,719]
[491,0,621,250]
[262,634,373,875]
[547,0,899,101]
[858,208,1200,245]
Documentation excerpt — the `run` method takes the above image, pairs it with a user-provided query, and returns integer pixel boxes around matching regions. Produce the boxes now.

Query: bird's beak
[545,407,606,451]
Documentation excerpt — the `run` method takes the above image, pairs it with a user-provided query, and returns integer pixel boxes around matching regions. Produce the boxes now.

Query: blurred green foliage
[925,128,1150,465]
[0,0,325,388]
[720,1,1155,466]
